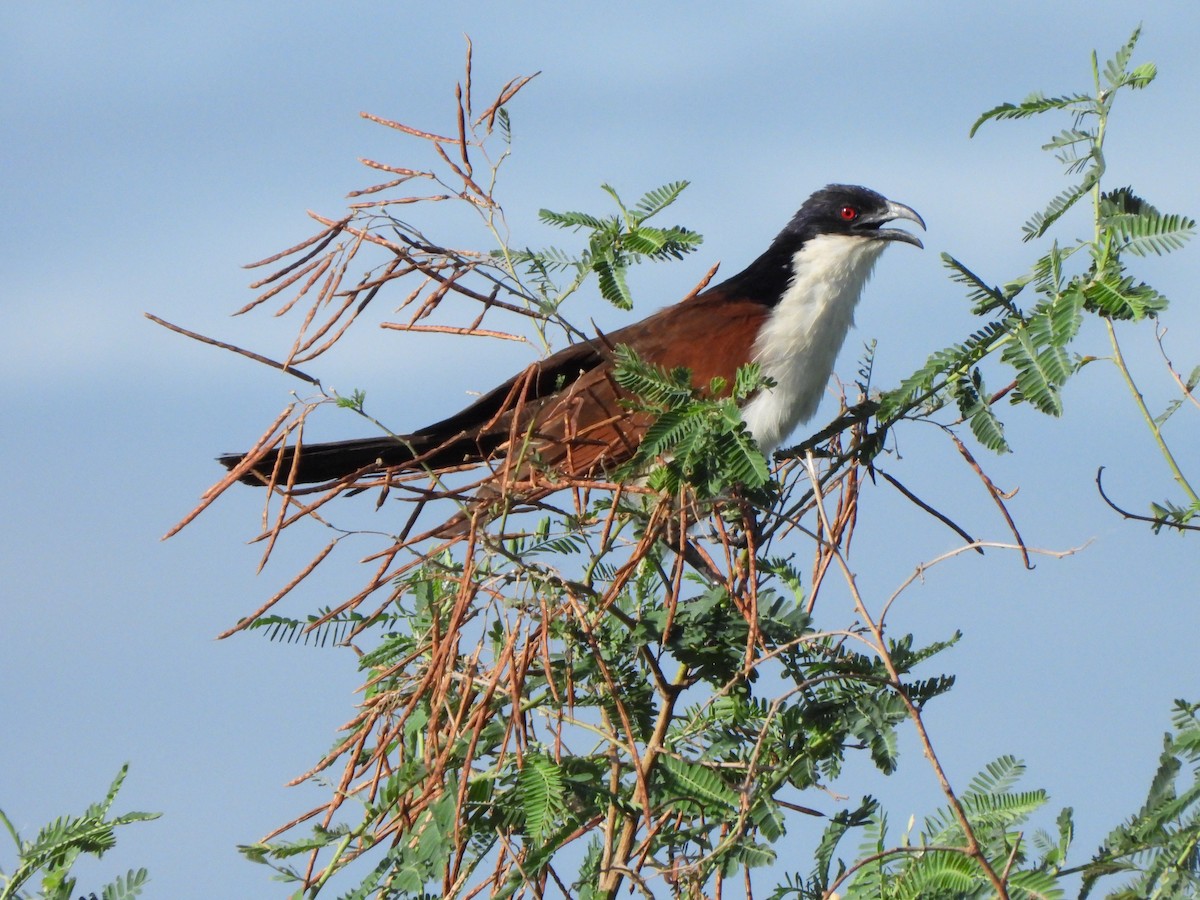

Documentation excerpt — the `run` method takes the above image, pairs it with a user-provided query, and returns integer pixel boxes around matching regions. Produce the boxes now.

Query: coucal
[220,184,923,488]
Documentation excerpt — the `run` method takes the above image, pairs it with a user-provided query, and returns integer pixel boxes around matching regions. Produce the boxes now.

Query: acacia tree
[160,29,1200,899]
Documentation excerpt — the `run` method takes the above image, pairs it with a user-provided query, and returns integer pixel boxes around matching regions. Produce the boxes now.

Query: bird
[219,184,923,490]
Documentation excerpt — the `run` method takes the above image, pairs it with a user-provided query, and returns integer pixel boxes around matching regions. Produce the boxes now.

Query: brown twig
[946,430,1031,568]
[143,313,320,385]
[805,451,1011,900]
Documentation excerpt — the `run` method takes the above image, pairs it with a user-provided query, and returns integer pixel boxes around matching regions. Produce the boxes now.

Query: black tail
[217,423,509,485]
[218,435,425,485]
[218,341,609,487]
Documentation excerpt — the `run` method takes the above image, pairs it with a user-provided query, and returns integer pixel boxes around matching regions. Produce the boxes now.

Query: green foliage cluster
[510,182,703,312]
[612,345,772,498]
[0,765,157,900]
[771,701,1200,899]
[1081,699,1200,898]
[877,26,1194,466]
[244,547,964,897]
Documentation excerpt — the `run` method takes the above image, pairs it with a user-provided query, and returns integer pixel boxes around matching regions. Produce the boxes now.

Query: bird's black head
[785,184,925,248]
[712,184,925,303]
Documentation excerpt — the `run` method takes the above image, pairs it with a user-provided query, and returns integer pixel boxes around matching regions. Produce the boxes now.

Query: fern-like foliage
[942,254,1024,316]
[806,799,880,894]
[242,608,368,646]
[999,288,1083,418]
[95,868,150,900]
[1082,269,1168,321]
[827,757,1061,900]
[0,764,158,900]
[515,181,703,310]
[880,25,1191,464]
[612,344,772,497]
[773,701,1200,900]
[1101,187,1197,257]
[969,92,1094,136]
[516,752,568,841]
[953,369,1009,452]
[875,317,1012,425]
[1101,26,1157,91]
[657,755,741,814]
[1077,699,1200,898]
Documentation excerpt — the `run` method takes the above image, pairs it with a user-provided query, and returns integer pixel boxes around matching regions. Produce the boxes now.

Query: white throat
[739,234,888,456]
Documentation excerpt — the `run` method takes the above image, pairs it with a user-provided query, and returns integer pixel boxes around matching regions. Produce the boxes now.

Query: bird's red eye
[840,206,858,221]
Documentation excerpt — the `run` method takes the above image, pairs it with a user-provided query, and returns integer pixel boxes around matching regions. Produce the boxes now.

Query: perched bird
[220,184,923,488]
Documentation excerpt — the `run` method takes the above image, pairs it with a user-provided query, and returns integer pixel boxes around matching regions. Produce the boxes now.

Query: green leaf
[953,370,1009,453]
[495,106,512,144]
[538,208,605,230]
[1108,210,1196,257]
[100,868,150,900]
[1001,321,1069,416]
[1022,171,1102,242]
[712,416,772,488]
[969,91,1092,137]
[1042,127,1096,152]
[0,766,158,900]
[613,347,772,495]
[1101,25,1151,90]
[1125,61,1158,90]
[593,254,633,309]
[632,180,690,220]
[1077,705,1200,897]
[891,850,979,897]
[993,293,1081,417]
[1082,272,1167,320]
[748,794,786,843]
[1045,286,1085,345]
[527,183,703,313]
[610,344,694,407]
[942,254,1019,315]
[877,320,1012,423]
[598,182,628,218]
[810,798,878,889]
[964,754,1025,798]
[621,224,703,260]
[1100,188,1196,257]
[657,755,739,812]
[850,693,904,774]
[518,754,566,840]
[719,837,777,875]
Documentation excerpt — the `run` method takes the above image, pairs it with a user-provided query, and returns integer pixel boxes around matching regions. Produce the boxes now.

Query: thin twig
[144,313,320,385]
[874,465,983,553]
[1095,466,1200,532]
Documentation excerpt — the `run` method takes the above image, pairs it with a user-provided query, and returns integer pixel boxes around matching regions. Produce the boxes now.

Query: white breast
[739,234,888,455]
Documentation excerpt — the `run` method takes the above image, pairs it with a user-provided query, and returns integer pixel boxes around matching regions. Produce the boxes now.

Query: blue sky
[3,4,1200,897]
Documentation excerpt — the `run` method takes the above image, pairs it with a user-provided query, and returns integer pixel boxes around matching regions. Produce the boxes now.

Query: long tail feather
[218,435,422,485]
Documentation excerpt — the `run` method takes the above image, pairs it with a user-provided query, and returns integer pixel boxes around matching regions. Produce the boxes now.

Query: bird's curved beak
[869,200,926,248]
